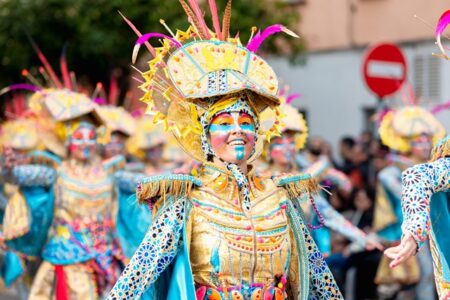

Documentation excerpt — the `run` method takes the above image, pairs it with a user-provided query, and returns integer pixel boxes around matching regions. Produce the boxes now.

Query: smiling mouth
[228,139,246,146]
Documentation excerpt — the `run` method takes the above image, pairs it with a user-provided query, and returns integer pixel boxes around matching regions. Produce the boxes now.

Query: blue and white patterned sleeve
[401,157,450,249]
[107,197,185,299]
[12,165,56,187]
[314,195,367,246]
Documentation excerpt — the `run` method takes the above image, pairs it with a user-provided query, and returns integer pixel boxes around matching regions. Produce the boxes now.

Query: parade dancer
[374,105,445,299]
[384,135,450,299]
[108,1,342,298]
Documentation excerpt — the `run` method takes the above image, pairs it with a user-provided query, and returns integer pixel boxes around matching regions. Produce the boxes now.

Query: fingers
[384,245,402,259]
[387,243,415,268]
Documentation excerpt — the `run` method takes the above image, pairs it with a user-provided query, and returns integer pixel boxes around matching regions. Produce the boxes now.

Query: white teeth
[229,140,245,146]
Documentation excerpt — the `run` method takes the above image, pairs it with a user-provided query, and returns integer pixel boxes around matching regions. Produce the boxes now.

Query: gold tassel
[3,185,30,240]
[137,176,200,204]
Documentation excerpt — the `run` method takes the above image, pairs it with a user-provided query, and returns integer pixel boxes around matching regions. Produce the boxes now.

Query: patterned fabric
[12,164,56,187]
[400,157,450,299]
[108,197,185,299]
[401,157,450,247]
[108,166,343,300]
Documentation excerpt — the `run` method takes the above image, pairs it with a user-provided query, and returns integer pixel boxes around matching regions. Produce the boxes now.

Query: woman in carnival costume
[374,104,445,299]
[0,44,140,297]
[109,1,342,299]
[384,10,450,300]
[259,91,381,257]
[384,135,450,299]
[0,110,65,299]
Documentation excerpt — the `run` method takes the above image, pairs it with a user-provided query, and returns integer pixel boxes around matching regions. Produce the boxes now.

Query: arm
[314,195,368,247]
[401,158,450,248]
[12,165,56,187]
[384,158,450,268]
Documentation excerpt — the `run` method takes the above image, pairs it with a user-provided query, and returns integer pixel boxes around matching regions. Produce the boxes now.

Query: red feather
[119,11,156,57]
[25,33,63,88]
[60,45,72,90]
[187,0,211,39]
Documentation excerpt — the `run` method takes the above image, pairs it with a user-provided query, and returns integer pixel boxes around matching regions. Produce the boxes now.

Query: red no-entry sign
[362,43,407,98]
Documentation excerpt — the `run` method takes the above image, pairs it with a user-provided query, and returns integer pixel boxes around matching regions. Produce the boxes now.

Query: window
[413,54,441,104]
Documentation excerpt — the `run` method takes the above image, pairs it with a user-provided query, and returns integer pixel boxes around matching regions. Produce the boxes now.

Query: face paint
[103,133,125,158]
[208,111,256,164]
[270,136,295,165]
[411,135,432,161]
[69,124,97,161]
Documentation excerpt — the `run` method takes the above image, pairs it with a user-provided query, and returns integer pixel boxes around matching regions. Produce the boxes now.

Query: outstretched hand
[384,232,418,268]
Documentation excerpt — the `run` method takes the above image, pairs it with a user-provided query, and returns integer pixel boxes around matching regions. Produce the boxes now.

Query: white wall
[268,41,450,156]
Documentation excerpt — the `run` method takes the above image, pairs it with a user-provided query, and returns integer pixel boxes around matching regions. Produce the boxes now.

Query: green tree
[0,0,302,100]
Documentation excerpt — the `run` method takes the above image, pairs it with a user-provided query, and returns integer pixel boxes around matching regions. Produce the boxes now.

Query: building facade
[269,0,450,153]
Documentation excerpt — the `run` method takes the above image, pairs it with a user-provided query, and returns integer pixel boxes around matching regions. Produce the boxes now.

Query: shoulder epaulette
[29,151,62,168]
[274,173,319,199]
[136,174,202,205]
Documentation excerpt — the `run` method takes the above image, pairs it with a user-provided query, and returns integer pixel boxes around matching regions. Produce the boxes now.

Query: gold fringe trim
[430,136,450,162]
[275,174,319,199]
[3,185,30,240]
[136,175,201,205]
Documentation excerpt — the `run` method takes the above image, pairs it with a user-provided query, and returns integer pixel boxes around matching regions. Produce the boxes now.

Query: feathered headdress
[260,85,308,151]
[125,0,299,163]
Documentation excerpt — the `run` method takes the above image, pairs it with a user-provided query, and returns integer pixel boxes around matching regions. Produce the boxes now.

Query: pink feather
[0,84,41,96]
[436,10,450,36]
[187,0,211,39]
[60,46,72,90]
[208,0,222,40]
[136,33,181,47]
[431,99,450,115]
[119,11,156,57]
[133,33,182,64]
[286,93,302,104]
[247,24,298,53]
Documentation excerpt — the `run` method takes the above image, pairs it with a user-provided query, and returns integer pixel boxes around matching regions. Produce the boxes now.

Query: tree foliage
[0,0,302,98]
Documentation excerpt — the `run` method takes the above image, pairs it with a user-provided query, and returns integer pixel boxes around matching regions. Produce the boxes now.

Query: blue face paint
[235,145,245,161]
[83,147,90,158]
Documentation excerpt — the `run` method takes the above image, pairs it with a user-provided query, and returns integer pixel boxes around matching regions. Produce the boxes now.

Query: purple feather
[133,33,182,64]
[431,99,450,115]
[436,10,450,36]
[0,84,41,96]
[136,33,181,48]
[247,24,298,53]
[286,93,302,104]
[93,97,107,105]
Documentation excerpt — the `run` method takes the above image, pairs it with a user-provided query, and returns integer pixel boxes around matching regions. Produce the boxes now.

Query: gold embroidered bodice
[188,164,294,289]
[55,159,114,223]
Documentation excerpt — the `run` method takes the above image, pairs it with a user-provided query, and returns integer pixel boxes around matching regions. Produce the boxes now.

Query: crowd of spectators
[303,132,411,300]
